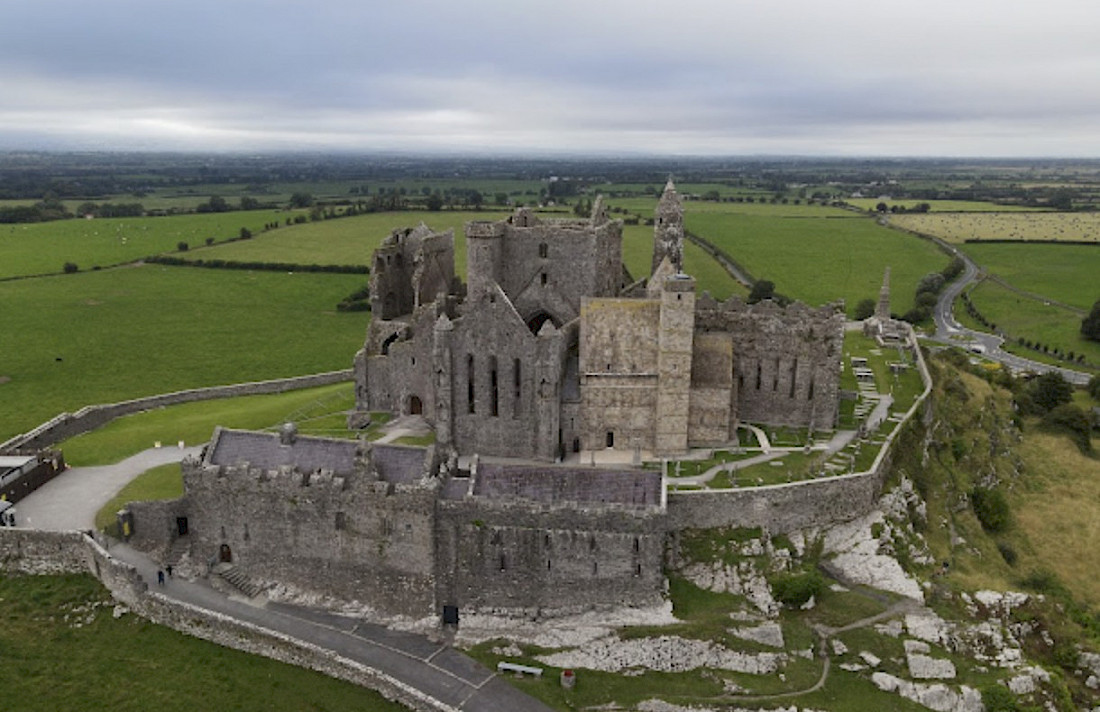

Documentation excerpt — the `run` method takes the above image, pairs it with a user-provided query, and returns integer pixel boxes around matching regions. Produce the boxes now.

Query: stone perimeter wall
[0,369,353,454]
[668,325,933,534]
[0,528,454,712]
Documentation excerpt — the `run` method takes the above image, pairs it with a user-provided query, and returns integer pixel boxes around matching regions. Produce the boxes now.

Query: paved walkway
[15,446,203,530]
[107,542,551,712]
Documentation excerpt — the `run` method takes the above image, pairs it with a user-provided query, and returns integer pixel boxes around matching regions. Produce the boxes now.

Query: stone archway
[219,543,232,563]
[408,395,423,415]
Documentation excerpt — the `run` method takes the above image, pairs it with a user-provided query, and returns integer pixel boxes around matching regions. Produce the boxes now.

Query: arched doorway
[408,395,423,415]
[219,543,232,563]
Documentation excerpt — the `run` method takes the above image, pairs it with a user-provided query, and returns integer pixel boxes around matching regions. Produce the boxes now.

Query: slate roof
[207,429,359,475]
[471,464,660,508]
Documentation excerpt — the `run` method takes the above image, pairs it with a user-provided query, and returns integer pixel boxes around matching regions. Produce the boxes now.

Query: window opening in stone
[540,272,548,286]
[606,431,614,448]
[789,358,798,398]
[773,358,780,391]
[538,242,548,258]
[755,362,762,390]
[513,358,522,416]
[489,356,499,417]
[467,354,475,413]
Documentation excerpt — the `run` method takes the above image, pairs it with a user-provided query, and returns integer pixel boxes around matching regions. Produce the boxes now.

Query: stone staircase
[211,562,269,599]
[163,537,191,568]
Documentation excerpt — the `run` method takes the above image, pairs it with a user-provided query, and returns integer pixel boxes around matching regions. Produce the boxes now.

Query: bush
[1088,374,1100,401]
[854,298,876,320]
[770,569,824,607]
[1028,371,1073,413]
[971,486,1011,532]
[997,541,1017,566]
[1043,404,1094,454]
[177,241,189,252]
[63,261,78,274]
[980,684,1019,712]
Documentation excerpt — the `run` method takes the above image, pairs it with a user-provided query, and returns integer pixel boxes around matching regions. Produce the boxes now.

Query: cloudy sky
[3,0,1099,156]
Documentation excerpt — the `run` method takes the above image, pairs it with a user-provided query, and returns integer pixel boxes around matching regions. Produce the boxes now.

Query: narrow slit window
[467,354,475,414]
[489,356,499,417]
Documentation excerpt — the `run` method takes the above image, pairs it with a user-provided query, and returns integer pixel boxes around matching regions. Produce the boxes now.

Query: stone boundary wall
[668,324,933,533]
[0,528,454,712]
[1,369,353,454]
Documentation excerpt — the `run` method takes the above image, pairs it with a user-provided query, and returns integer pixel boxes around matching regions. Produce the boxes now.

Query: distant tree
[916,272,946,296]
[1087,374,1100,400]
[426,193,444,211]
[197,195,229,213]
[239,227,252,240]
[177,241,189,252]
[748,280,776,304]
[854,298,876,320]
[1028,371,1073,413]
[941,256,966,281]
[467,190,483,210]
[494,192,508,206]
[288,192,314,209]
[1081,298,1100,342]
[63,261,78,274]
[1049,188,1074,211]
[875,201,888,213]
[239,196,260,210]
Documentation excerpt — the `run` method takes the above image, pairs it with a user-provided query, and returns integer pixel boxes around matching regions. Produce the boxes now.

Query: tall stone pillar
[655,274,695,456]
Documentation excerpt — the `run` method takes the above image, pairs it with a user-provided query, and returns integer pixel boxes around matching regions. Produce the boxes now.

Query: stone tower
[652,179,684,275]
[876,266,891,320]
[655,273,695,456]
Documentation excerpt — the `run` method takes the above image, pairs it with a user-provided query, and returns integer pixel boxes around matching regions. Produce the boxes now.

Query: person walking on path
[157,569,165,586]
[165,564,173,578]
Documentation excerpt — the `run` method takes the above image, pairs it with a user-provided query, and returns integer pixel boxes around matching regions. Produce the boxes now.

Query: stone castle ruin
[352,180,844,460]
[129,182,848,622]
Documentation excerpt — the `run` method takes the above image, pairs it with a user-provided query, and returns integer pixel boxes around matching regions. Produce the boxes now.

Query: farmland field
[620,224,745,300]
[891,211,1100,243]
[0,210,291,279]
[0,265,368,442]
[962,243,1100,310]
[960,280,1100,368]
[185,209,511,273]
[684,209,949,315]
[844,198,1041,212]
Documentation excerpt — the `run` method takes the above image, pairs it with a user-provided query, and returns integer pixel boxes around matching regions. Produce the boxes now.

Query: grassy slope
[685,210,948,315]
[0,574,409,712]
[0,265,368,443]
[60,382,355,466]
[0,210,289,279]
[962,242,1100,310]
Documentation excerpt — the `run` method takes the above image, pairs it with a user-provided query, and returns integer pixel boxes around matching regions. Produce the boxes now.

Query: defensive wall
[0,528,455,712]
[0,369,353,454]
[667,324,933,534]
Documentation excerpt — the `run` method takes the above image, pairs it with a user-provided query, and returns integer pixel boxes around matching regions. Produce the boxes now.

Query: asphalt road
[925,244,1092,386]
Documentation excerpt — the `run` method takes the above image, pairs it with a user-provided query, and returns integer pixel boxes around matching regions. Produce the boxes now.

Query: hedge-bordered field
[892,211,1100,243]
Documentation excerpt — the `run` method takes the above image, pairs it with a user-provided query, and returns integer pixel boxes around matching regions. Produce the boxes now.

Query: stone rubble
[534,635,784,674]
[871,672,983,712]
[905,640,957,680]
[682,559,779,616]
[729,621,785,649]
[823,511,924,601]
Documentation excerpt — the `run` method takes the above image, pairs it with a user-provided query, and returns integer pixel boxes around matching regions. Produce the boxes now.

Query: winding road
[924,242,1092,386]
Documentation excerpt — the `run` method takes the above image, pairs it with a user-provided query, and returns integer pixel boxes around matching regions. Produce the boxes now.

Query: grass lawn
[893,211,1100,244]
[0,265,368,443]
[960,280,1100,367]
[0,574,410,712]
[95,461,184,535]
[961,242,1100,310]
[685,210,949,316]
[0,210,290,279]
[59,382,356,466]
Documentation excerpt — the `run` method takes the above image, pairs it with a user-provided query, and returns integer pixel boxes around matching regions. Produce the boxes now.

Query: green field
[961,280,1100,368]
[0,574,409,712]
[0,266,368,443]
[0,210,292,279]
[186,209,510,273]
[962,242,1100,310]
[893,211,1100,243]
[620,224,745,299]
[684,209,949,315]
